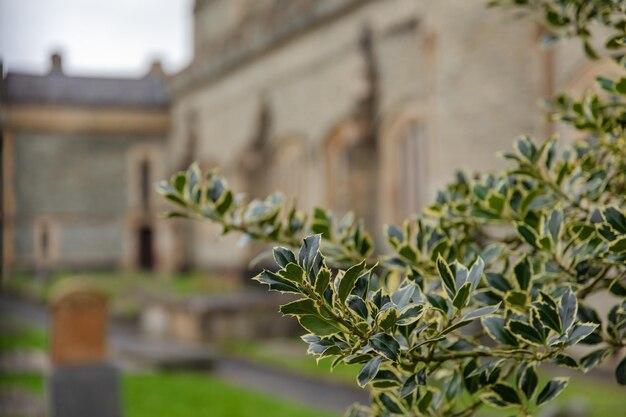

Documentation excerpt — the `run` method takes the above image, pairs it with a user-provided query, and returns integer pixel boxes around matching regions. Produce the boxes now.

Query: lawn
[0,374,44,394]
[0,372,338,417]
[0,321,337,417]
[125,372,337,417]
[0,320,48,352]
[226,338,359,385]
[3,271,239,320]
[546,375,626,417]
[4,271,238,302]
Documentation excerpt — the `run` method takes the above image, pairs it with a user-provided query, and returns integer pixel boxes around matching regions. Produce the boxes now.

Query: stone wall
[167,0,575,271]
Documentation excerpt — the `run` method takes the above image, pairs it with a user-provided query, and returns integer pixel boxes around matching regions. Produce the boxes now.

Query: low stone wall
[139,291,300,343]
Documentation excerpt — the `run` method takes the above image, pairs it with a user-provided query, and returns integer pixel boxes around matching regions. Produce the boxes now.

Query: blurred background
[0,1,623,416]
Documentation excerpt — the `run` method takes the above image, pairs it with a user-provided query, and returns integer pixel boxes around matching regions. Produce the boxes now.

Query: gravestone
[48,285,122,417]
[50,289,107,364]
[140,303,170,339]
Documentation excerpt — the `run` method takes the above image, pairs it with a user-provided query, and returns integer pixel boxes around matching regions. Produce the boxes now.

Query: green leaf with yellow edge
[536,378,568,406]
[491,382,521,405]
[337,261,367,303]
[369,333,401,362]
[378,308,399,331]
[279,298,318,316]
[513,256,531,291]
[507,320,544,345]
[357,356,382,387]
[298,315,344,336]
[278,262,304,284]
[518,365,538,400]
[254,270,300,293]
[516,223,540,248]
[482,316,518,346]
[453,282,472,310]
[436,255,456,298]
[397,304,424,326]
[314,268,331,296]
[273,247,296,269]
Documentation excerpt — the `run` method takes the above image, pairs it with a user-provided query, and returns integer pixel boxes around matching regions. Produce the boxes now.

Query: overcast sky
[0,0,193,77]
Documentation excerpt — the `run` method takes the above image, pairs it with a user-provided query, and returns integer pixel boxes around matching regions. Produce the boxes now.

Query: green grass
[5,271,236,300]
[226,339,359,385]
[124,373,338,417]
[556,375,626,417]
[479,373,626,417]
[0,321,48,398]
[0,374,44,394]
[0,372,338,417]
[0,321,48,352]
[0,326,338,417]
[3,271,238,320]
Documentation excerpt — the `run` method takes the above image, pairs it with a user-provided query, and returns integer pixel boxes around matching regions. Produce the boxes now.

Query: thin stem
[410,347,537,364]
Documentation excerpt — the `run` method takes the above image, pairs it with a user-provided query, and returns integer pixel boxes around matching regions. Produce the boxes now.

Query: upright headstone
[51,289,107,364]
[48,285,122,417]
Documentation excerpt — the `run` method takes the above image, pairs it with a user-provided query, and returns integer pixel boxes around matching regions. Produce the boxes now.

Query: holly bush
[157,1,625,416]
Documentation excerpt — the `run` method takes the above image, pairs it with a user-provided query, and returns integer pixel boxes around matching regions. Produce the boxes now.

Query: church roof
[2,66,168,109]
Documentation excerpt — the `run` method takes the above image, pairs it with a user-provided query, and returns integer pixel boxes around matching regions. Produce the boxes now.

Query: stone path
[0,388,46,417]
[0,295,367,413]
[0,350,48,374]
[216,357,368,412]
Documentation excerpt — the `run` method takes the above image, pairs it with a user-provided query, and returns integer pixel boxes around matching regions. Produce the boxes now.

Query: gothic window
[380,107,427,225]
[128,145,161,212]
[40,223,49,260]
[270,137,309,209]
[395,121,422,222]
[182,111,198,168]
[34,218,57,265]
[140,158,151,211]
[324,122,359,215]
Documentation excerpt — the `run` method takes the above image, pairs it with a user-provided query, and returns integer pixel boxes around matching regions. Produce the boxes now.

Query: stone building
[1,54,172,275]
[166,0,607,272]
[1,0,616,277]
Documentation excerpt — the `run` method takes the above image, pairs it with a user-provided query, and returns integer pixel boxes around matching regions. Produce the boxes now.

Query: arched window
[380,105,427,225]
[182,110,198,169]
[395,121,423,221]
[563,59,624,96]
[139,158,151,211]
[270,136,309,209]
[40,222,49,261]
[324,121,360,214]
[34,217,58,266]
